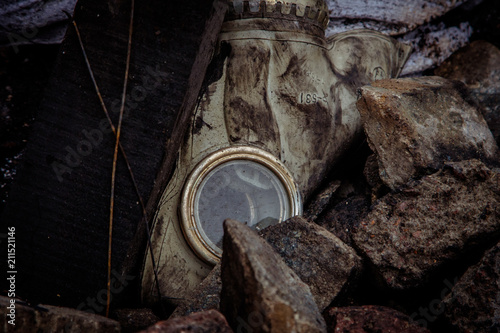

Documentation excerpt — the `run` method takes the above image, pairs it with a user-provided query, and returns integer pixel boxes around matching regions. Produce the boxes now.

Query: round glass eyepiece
[181,146,301,264]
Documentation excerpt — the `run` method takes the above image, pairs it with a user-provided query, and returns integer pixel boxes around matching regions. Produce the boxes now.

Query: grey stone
[259,216,362,312]
[352,159,500,290]
[139,309,232,333]
[324,0,484,75]
[443,240,500,333]
[220,219,327,333]
[435,40,500,146]
[324,305,431,333]
[357,76,499,190]
[0,296,120,332]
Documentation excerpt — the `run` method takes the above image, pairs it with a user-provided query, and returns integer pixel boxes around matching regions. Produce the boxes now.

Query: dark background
[0,0,217,311]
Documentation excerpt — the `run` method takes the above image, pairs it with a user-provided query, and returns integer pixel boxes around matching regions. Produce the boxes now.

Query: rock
[220,219,327,333]
[397,22,472,76]
[315,195,371,248]
[352,159,500,290]
[113,308,159,333]
[357,76,499,190]
[324,305,431,333]
[0,296,120,332]
[325,0,467,36]
[139,309,232,333]
[175,217,361,317]
[171,263,222,317]
[0,0,78,47]
[443,240,500,333]
[363,153,388,200]
[259,216,362,311]
[303,180,341,222]
[324,0,482,75]
[435,40,500,145]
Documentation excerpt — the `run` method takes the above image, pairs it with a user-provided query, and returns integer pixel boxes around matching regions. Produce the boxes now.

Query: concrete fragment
[140,309,232,333]
[220,219,327,333]
[0,296,120,332]
[324,305,431,333]
[443,240,500,333]
[352,159,500,290]
[435,40,500,145]
[357,76,499,190]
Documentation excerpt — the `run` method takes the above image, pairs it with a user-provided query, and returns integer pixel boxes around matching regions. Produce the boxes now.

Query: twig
[107,0,135,317]
[68,7,165,314]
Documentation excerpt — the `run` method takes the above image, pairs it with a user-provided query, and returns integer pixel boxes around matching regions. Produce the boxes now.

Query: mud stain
[224,41,280,154]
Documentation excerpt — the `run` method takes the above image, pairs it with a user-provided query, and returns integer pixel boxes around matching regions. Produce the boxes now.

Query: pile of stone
[2,41,498,333]
[139,41,500,333]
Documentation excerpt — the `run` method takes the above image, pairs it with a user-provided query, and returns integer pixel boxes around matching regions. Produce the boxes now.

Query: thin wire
[69,6,166,314]
[107,0,135,317]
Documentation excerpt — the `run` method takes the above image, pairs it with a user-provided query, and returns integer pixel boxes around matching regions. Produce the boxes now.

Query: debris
[139,309,232,333]
[220,219,326,333]
[443,240,500,333]
[357,76,499,190]
[324,305,431,333]
[435,40,500,145]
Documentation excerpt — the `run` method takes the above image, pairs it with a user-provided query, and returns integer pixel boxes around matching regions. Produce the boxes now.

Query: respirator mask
[141,0,411,305]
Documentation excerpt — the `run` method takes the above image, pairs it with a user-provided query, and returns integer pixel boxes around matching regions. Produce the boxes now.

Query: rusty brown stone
[357,76,499,190]
[324,305,431,333]
[139,309,232,333]
[220,219,327,333]
[443,240,500,333]
[352,159,500,290]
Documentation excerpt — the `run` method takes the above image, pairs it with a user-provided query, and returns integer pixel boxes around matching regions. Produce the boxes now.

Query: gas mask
[141,0,411,305]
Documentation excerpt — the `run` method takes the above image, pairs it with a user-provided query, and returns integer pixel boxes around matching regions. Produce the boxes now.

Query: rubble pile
[1,33,499,333]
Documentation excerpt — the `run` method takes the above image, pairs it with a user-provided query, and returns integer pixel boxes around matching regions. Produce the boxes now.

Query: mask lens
[193,160,290,249]
[181,146,301,264]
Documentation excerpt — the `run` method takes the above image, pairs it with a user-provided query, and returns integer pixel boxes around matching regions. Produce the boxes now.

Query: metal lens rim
[180,145,302,265]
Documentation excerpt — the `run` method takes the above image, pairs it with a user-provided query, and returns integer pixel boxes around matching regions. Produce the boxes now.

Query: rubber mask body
[141,1,411,305]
